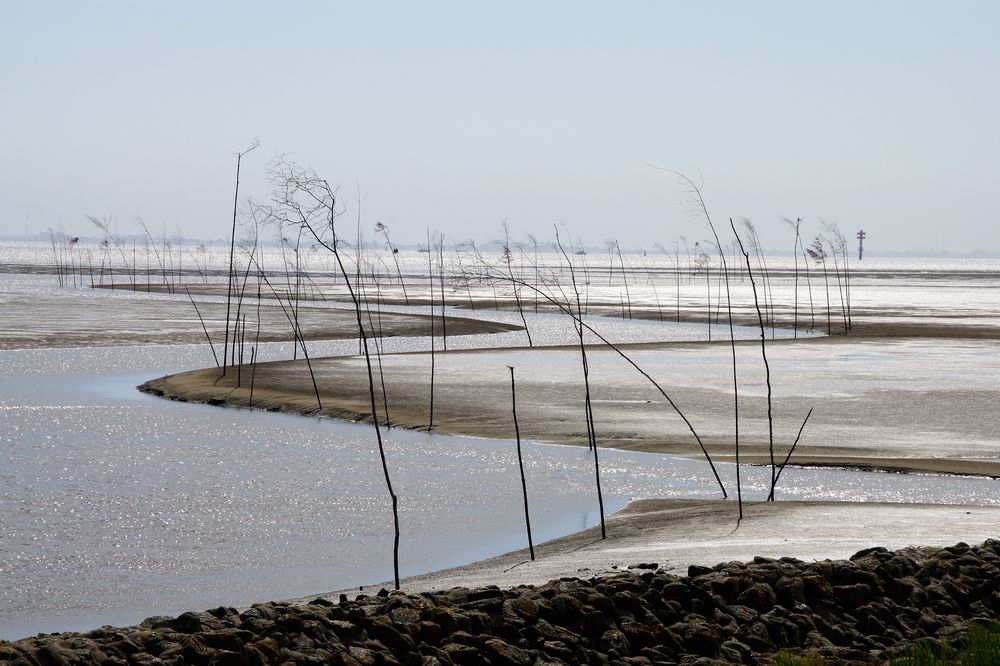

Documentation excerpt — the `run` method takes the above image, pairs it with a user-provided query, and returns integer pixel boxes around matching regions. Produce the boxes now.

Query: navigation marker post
[857,229,866,261]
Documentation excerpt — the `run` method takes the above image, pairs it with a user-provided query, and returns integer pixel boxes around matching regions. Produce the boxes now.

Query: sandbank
[141,335,1000,478]
[303,498,1000,600]
[0,290,517,350]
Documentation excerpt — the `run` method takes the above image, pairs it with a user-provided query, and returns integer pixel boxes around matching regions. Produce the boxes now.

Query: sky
[2,1,998,253]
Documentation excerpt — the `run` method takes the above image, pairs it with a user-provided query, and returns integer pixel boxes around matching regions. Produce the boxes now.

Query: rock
[760,609,801,647]
[598,628,629,654]
[440,642,481,665]
[717,638,751,663]
[917,613,944,634]
[775,576,805,607]
[547,594,583,623]
[661,581,692,604]
[346,645,378,665]
[389,607,422,627]
[736,583,775,612]
[540,639,575,661]
[502,597,540,624]
[414,621,442,644]
[418,657,445,666]
[801,575,833,599]
[12,540,1000,666]
[851,546,889,560]
[834,583,873,609]
[199,629,252,653]
[740,620,774,652]
[484,638,534,665]
[466,586,504,602]
[679,622,721,658]
[364,617,414,653]
[627,563,658,571]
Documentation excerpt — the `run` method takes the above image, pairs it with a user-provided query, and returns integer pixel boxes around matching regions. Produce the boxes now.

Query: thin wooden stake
[508,366,535,561]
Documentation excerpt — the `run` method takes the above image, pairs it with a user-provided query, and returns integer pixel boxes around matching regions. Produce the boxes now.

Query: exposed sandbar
[307,498,1000,598]
[0,290,518,350]
[141,336,1000,478]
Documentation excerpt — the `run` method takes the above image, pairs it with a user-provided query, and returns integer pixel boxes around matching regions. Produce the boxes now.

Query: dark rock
[168,612,207,634]
[466,586,504,602]
[689,597,715,617]
[415,621,442,644]
[740,620,774,652]
[432,608,468,635]
[801,575,832,599]
[364,617,414,653]
[13,540,1000,666]
[917,613,944,634]
[328,619,365,642]
[389,607,422,628]
[775,576,805,607]
[540,639,574,661]
[598,628,629,654]
[502,597,540,624]
[483,638,534,665]
[760,609,801,647]
[346,645,378,665]
[675,621,721,657]
[718,638,751,663]
[851,546,889,560]
[440,642,481,666]
[547,594,583,623]
[627,563,658,571]
[661,581,691,604]
[463,610,493,635]
[834,583,873,609]
[418,655,446,666]
[199,629,253,653]
[736,583,775,612]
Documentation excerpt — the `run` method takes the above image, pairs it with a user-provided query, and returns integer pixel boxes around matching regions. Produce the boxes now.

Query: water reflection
[1,255,998,640]
[2,343,997,639]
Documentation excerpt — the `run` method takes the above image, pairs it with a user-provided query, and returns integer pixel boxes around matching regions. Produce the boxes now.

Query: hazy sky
[2,1,997,253]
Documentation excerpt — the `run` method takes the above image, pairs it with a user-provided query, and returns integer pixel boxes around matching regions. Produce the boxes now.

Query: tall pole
[222,140,258,377]
[508,366,534,561]
[857,229,866,261]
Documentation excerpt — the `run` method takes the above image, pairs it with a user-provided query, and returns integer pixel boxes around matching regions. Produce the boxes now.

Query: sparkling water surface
[4,341,998,640]
[2,248,998,639]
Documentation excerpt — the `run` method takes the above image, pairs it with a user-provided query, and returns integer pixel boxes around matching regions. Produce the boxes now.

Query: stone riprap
[4,540,1000,665]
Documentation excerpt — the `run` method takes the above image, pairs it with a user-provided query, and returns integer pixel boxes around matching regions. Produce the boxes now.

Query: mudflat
[142,334,1000,478]
[307,498,1000,597]
[0,290,518,350]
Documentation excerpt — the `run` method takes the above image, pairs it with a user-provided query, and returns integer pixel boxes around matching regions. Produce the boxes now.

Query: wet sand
[89,272,999,468]
[101,280,1000,341]
[142,335,1000,478]
[0,290,518,350]
[305,498,1000,599]
[7,259,1000,639]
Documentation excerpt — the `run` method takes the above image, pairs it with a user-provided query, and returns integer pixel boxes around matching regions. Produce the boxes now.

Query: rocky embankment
[5,540,1000,665]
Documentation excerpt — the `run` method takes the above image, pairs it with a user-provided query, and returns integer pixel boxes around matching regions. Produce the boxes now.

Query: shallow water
[1,248,998,639]
[0,270,806,356]
[7,242,998,334]
[0,347,623,638]
[3,340,999,639]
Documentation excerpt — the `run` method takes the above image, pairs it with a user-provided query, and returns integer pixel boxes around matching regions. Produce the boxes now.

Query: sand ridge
[300,498,1000,599]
